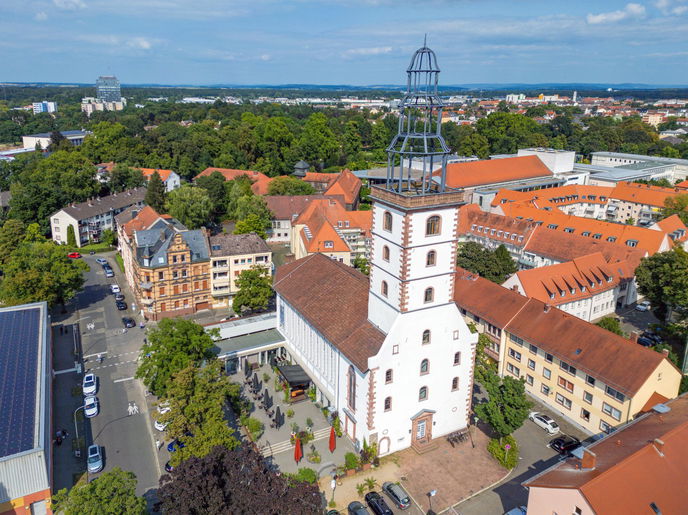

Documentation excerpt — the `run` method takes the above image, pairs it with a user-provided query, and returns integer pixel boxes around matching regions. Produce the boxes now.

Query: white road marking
[84,351,109,359]
[114,376,135,383]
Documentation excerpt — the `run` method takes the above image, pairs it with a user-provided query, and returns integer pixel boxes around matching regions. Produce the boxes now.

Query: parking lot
[615,303,661,337]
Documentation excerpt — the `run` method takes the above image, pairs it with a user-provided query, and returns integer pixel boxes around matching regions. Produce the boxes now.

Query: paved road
[615,304,661,336]
[70,253,161,499]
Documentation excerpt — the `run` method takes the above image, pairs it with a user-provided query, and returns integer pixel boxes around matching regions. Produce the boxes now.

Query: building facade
[96,75,121,102]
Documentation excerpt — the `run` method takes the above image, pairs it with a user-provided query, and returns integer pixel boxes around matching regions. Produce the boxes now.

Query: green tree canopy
[233,214,269,240]
[661,194,688,225]
[80,122,131,164]
[595,316,625,337]
[135,318,216,397]
[297,112,340,169]
[166,184,213,229]
[195,171,229,219]
[144,171,167,213]
[457,242,517,283]
[232,266,272,313]
[266,176,316,196]
[66,224,76,247]
[636,247,688,321]
[110,165,145,193]
[52,467,146,515]
[0,219,25,265]
[475,368,532,438]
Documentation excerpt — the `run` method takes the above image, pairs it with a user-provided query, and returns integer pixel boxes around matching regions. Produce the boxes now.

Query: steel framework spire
[386,40,450,194]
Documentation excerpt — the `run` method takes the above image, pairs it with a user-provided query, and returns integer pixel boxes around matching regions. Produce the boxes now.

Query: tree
[489,245,518,283]
[475,368,532,438]
[166,185,213,229]
[110,165,145,193]
[457,242,517,283]
[145,171,167,213]
[232,266,272,313]
[195,171,228,219]
[476,112,545,154]
[595,317,625,337]
[0,219,25,265]
[353,256,369,276]
[233,195,272,223]
[101,228,116,247]
[343,120,363,161]
[233,214,269,240]
[297,112,340,169]
[66,224,76,247]
[225,175,255,220]
[135,318,216,397]
[0,241,87,307]
[636,248,688,321]
[52,467,146,515]
[267,176,316,196]
[157,445,321,515]
[661,194,688,225]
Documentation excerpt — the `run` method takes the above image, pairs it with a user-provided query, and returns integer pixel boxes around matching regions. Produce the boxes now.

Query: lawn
[114,253,125,273]
[68,243,115,253]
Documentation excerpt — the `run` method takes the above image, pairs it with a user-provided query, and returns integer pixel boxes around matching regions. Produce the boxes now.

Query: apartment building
[591,151,688,179]
[264,195,330,243]
[453,269,681,435]
[138,168,181,192]
[22,130,88,149]
[50,187,146,247]
[208,233,272,308]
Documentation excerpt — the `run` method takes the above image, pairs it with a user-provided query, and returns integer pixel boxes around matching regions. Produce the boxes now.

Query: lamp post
[427,489,437,515]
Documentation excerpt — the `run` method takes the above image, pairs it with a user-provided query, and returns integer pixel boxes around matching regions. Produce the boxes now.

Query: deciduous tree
[475,368,532,438]
[233,214,269,240]
[267,176,316,196]
[195,171,229,219]
[166,185,213,229]
[0,219,25,265]
[595,317,625,336]
[636,247,688,321]
[661,194,688,225]
[232,266,272,313]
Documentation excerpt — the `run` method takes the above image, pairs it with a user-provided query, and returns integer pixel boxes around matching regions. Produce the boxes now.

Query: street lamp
[427,489,437,515]
[73,405,85,455]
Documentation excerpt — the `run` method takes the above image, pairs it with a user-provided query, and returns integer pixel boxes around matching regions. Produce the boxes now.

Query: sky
[1,0,687,86]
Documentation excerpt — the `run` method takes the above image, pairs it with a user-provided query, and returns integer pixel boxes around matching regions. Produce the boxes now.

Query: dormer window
[582,231,590,237]
[626,239,638,247]
[592,233,602,239]
[547,224,558,229]
[570,288,575,294]
[324,241,334,249]
[607,236,617,242]
[549,292,555,299]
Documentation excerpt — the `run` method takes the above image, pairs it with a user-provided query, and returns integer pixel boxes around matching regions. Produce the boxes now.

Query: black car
[550,435,581,455]
[637,336,655,347]
[364,492,393,515]
[122,317,136,328]
[347,501,369,515]
[116,301,128,311]
[114,293,125,302]
[641,332,662,344]
[382,481,411,510]
[164,461,174,473]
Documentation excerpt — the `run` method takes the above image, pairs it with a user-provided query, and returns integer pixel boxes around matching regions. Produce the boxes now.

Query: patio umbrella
[275,407,282,428]
[252,374,259,391]
[244,366,251,379]
[329,425,336,453]
[294,437,302,463]
[263,388,269,406]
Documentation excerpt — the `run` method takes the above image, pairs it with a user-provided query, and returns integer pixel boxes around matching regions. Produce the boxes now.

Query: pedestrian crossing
[260,426,332,457]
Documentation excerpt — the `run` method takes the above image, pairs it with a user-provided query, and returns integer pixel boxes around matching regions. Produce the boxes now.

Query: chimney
[581,448,596,470]
[544,304,551,313]
[512,285,519,292]
[661,348,670,357]
[629,331,639,343]
[652,438,665,457]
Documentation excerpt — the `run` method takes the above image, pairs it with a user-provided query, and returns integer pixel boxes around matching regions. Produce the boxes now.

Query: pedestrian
[56,436,62,446]
[61,429,69,438]
[140,321,144,329]
[59,326,63,335]
[156,439,162,450]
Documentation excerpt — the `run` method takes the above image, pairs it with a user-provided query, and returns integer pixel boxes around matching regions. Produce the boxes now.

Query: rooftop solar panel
[0,307,41,458]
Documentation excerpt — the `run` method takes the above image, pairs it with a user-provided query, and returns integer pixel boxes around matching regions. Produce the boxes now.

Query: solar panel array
[0,307,41,458]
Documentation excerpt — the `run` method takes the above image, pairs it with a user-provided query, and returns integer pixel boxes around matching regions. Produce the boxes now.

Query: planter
[361,463,372,471]
[346,469,356,477]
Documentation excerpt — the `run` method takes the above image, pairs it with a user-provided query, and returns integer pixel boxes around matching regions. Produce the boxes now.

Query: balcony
[370,186,465,209]
[140,281,153,290]
[140,297,154,305]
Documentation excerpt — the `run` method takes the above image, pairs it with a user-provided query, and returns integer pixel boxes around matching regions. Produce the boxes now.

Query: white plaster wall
[50,211,79,246]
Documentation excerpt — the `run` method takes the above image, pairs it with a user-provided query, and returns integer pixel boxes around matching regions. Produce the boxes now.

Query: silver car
[82,373,97,396]
[87,444,103,473]
[84,396,99,418]
[528,412,560,435]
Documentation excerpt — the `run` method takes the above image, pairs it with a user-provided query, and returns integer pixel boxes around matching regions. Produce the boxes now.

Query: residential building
[649,214,688,246]
[605,181,683,224]
[137,168,181,192]
[96,75,121,102]
[524,394,688,515]
[590,151,688,180]
[453,270,681,435]
[320,168,362,210]
[301,171,339,192]
[80,97,126,116]
[32,101,57,114]
[22,130,88,150]
[0,302,52,515]
[50,187,146,247]
[264,195,330,243]
[208,233,272,308]
[194,167,273,195]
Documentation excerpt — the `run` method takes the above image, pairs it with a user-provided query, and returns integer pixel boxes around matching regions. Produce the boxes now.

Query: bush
[289,467,318,484]
[244,416,264,441]
[345,451,360,470]
[487,435,519,469]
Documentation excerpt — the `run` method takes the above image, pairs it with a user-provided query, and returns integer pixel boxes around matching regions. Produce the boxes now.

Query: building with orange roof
[524,394,688,515]
[195,167,273,196]
[302,171,339,192]
[323,168,362,210]
[502,252,629,322]
[135,168,180,192]
[264,195,331,243]
[649,214,688,247]
[606,181,683,224]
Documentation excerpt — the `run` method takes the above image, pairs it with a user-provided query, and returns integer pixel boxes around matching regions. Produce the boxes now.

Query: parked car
[116,301,128,311]
[67,252,82,259]
[504,506,527,515]
[95,258,108,265]
[157,401,171,415]
[382,481,411,510]
[110,284,121,294]
[122,317,136,328]
[115,293,125,302]
[104,268,114,278]
[637,336,655,347]
[87,444,103,473]
[347,501,370,515]
[82,373,97,396]
[164,461,174,473]
[154,420,168,432]
[528,412,560,434]
[636,300,651,312]
[549,435,581,455]
[365,492,393,515]
[84,396,99,418]
[167,439,186,453]
[641,332,662,344]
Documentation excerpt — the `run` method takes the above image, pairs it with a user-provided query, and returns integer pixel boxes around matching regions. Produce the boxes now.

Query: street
[52,252,161,502]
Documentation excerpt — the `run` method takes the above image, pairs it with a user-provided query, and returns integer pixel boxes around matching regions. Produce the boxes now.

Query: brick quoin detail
[464,345,478,425]
[367,368,378,430]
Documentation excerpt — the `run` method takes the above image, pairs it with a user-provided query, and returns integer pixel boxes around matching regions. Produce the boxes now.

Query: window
[560,361,577,376]
[602,402,622,421]
[424,287,434,303]
[158,272,164,280]
[382,245,390,262]
[509,334,524,346]
[527,359,535,370]
[422,329,431,345]
[605,385,625,403]
[541,384,550,396]
[508,348,522,362]
[426,250,436,267]
[419,386,428,401]
[451,377,459,391]
[172,271,179,279]
[392,345,399,355]
[182,269,187,278]
[558,376,574,393]
[529,344,537,354]
[159,286,165,296]
[555,393,572,410]
[383,211,392,231]
[347,366,356,411]
[420,359,429,375]
[426,215,441,236]
[600,420,612,433]
[581,408,590,422]
[506,363,520,377]
[384,397,392,411]
[381,281,388,298]
[586,374,596,387]
[543,367,551,380]
[453,352,461,366]
[385,369,393,384]
[324,241,334,249]
[526,374,534,386]
[583,391,593,404]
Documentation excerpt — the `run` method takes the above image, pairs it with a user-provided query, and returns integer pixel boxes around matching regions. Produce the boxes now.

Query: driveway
[615,304,661,337]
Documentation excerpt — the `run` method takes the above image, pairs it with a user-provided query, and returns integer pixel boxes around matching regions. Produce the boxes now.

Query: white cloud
[74,34,158,50]
[655,0,688,15]
[342,46,393,58]
[587,3,646,24]
[53,0,86,9]
[127,37,152,50]
[35,11,48,21]
[259,54,271,61]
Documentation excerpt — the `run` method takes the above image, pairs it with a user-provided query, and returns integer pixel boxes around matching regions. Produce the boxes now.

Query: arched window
[419,386,428,401]
[426,250,436,267]
[420,359,429,375]
[347,365,356,410]
[384,397,392,411]
[422,329,431,345]
[424,287,434,303]
[381,281,388,298]
[383,211,393,231]
[382,245,390,262]
[454,352,461,366]
[385,369,393,384]
[452,377,459,391]
[426,215,441,236]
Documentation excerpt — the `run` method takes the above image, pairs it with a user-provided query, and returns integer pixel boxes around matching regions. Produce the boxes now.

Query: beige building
[208,233,272,308]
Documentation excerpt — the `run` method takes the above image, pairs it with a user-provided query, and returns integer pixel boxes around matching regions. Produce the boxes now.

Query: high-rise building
[96,75,121,102]
[32,101,57,114]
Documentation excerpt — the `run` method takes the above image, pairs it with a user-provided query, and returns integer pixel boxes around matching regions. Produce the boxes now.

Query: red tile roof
[610,181,684,208]
[264,195,330,220]
[138,168,174,182]
[195,167,273,196]
[274,254,386,371]
[120,206,165,239]
[295,198,372,253]
[437,155,553,189]
[324,169,362,206]
[458,204,536,247]
[304,171,339,186]
[651,214,688,243]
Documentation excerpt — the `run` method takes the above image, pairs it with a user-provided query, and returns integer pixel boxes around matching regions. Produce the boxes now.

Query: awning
[276,364,311,388]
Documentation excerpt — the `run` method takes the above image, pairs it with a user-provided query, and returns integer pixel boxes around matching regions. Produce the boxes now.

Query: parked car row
[345,481,411,514]
[82,373,103,473]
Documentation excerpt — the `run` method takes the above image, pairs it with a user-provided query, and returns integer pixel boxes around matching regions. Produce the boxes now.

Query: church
[273,43,477,456]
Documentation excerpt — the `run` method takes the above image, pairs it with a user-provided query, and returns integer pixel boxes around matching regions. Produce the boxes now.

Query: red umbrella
[294,437,302,463]
[329,425,336,453]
